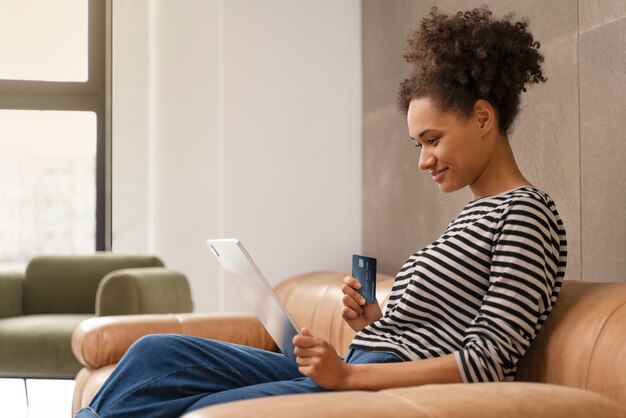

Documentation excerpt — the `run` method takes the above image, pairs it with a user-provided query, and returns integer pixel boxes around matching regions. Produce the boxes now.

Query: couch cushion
[180,383,626,418]
[24,254,164,314]
[381,383,626,418]
[587,301,626,408]
[0,272,23,318]
[516,280,626,408]
[0,314,93,378]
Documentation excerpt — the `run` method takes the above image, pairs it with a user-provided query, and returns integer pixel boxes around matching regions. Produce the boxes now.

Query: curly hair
[397,6,546,136]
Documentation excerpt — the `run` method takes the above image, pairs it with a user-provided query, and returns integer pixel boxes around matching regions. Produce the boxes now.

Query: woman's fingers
[294,346,319,358]
[342,294,364,313]
[296,356,322,367]
[342,275,361,291]
[294,338,335,362]
[293,339,317,349]
[341,285,365,305]
[293,333,320,349]
[341,306,360,320]
[341,276,367,307]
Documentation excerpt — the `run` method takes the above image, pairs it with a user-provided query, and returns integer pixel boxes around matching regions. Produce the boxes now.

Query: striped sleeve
[454,197,561,382]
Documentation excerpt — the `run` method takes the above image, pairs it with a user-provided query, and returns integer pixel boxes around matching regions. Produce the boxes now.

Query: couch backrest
[276,273,626,409]
[275,271,394,357]
[516,280,626,408]
[24,254,164,314]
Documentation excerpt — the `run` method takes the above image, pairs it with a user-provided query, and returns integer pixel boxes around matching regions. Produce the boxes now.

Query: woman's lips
[431,167,448,183]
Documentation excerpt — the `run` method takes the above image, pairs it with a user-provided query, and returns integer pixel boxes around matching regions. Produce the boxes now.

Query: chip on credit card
[352,254,377,305]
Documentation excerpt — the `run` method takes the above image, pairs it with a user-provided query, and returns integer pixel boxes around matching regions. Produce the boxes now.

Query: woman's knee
[126,334,190,359]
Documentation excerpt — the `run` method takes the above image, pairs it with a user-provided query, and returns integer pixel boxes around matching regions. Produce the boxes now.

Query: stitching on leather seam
[380,391,437,418]
[584,300,626,390]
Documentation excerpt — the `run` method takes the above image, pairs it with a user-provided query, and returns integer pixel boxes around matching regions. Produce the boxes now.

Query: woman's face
[407,97,493,194]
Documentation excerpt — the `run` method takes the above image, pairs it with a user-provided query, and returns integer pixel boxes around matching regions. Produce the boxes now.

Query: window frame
[0,0,111,251]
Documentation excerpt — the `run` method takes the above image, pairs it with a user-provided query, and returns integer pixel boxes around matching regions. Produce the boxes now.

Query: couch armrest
[0,272,24,318]
[181,382,626,418]
[72,313,278,369]
[95,268,193,316]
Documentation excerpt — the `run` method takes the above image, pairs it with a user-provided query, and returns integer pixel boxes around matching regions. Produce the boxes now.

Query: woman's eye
[412,137,439,149]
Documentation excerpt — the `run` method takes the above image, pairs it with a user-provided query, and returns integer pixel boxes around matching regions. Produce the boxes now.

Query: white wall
[147,0,222,312]
[111,0,149,252]
[112,0,362,312]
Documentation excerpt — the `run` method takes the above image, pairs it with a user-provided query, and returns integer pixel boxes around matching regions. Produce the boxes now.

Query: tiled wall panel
[579,13,626,282]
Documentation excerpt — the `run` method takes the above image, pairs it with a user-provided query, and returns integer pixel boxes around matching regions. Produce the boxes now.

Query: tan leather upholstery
[71,313,278,415]
[516,281,626,406]
[72,366,116,414]
[72,313,277,369]
[181,383,626,418]
[72,272,626,417]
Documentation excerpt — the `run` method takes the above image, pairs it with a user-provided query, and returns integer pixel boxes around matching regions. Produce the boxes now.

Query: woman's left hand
[293,327,352,390]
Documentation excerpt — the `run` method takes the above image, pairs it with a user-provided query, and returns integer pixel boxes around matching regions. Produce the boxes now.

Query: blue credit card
[352,254,377,304]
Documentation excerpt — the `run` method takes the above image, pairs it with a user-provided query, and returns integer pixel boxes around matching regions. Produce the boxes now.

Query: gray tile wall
[363,1,626,282]
[579,1,626,281]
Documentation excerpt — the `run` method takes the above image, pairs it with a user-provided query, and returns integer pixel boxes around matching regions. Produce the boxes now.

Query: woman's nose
[418,148,436,171]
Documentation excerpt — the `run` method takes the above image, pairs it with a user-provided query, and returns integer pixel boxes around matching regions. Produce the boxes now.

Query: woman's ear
[473,99,495,133]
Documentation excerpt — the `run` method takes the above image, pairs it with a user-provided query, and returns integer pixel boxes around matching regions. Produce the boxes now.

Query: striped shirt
[350,186,567,382]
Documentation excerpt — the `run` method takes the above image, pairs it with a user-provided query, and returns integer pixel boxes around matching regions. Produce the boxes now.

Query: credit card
[352,254,377,304]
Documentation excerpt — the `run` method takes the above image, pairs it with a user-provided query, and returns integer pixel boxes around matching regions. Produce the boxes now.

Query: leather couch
[71,272,626,417]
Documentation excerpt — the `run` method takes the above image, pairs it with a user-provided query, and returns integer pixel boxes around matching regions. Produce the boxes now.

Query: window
[0,0,109,269]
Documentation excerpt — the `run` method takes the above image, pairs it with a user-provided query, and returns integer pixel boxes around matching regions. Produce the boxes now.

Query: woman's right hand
[341,275,383,332]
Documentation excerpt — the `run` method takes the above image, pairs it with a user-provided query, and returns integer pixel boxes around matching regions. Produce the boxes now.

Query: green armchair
[0,253,193,379]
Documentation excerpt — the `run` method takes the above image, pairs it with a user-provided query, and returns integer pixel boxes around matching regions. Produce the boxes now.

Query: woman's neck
[469,137,531,200]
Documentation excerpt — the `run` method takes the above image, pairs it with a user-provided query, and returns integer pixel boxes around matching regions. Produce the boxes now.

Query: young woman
[76,6,566,417]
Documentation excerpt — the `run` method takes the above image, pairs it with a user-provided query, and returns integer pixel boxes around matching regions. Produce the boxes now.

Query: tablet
[207,238,300,363]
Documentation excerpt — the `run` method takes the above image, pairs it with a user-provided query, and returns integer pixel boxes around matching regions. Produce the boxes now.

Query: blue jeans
[75,334,402,418]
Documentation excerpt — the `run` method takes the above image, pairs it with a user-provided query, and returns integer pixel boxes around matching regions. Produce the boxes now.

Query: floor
[0,378,75,418]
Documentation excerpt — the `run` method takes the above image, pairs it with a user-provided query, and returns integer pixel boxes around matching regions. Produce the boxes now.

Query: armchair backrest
[24,254,164,314]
